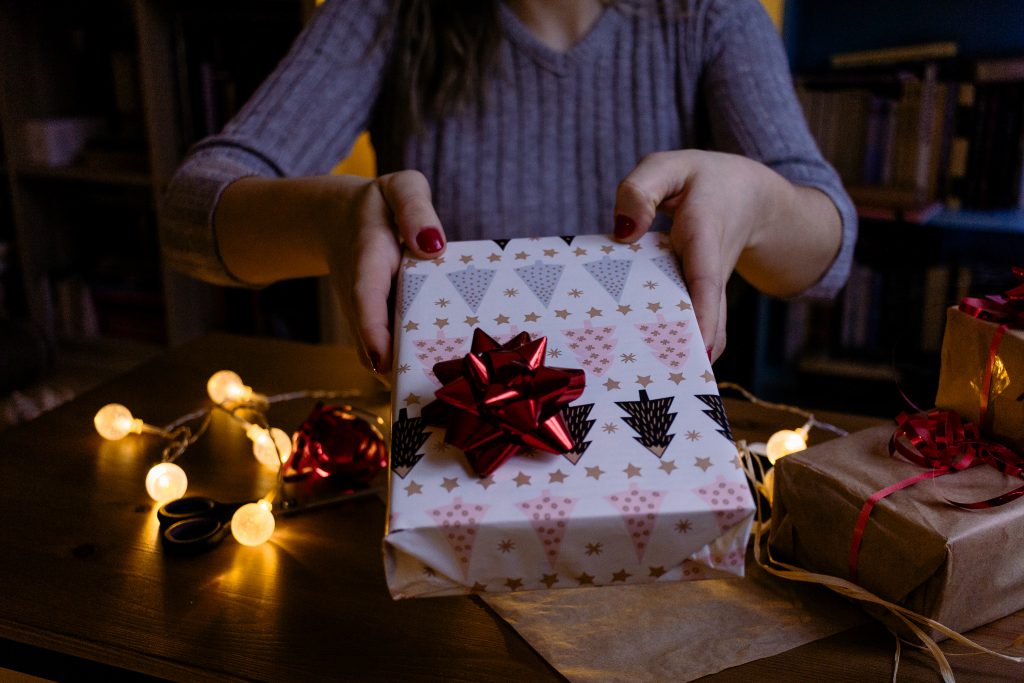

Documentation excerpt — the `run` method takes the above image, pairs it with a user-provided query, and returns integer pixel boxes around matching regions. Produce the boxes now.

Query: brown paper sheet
[771,424,1024,637]
[484,551,865,682]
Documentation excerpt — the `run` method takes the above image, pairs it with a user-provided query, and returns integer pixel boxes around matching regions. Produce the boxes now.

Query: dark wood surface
[0,333,1021,682]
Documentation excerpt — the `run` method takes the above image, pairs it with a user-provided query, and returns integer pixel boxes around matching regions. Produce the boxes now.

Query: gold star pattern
[554,309,571,319]
[494,313,510,325]
[694,457,712,472]
[404,481,423,496]
[441,477,460,492]
[648,566,667,578]
[460,254,474,264]
[402,260,418,270]
[585,542,603,556]
[431,256,446,266]
[603,377,621,391]
[397,363,411,375]
[513,471,532,487]
[668,372,685,384]
[524,311,541,322]
[587,307,603,318]
[514,251,529,260]
[644,280,659,290]
[404,392,422,405]
[568,288,584,298]
[540,573,559,588]
[646,301,662,313]
[435,297,450,307]
[624,463,642,478]
[403,320,420,332]
[464,315,480,325]
[611,569,632,582]
[573,247,587,256]
[601,244,615,254]
[628,243,643,252]
[659,459,678,475]
[575,572,595,586]
[505,578,524,591]
[503,288,519,297]
[677,299,693,311]
[548,469,568,484]
[547,347,562,358]
[636,375,653,388]
[686,430,702,441]
[477,476,496,489]
[434,317,449,329]
[585,465,605,480]
[675,519,692,533]
[543,248,558,257]
[701,370,715,383]
[617,304,632,315]
[620,352,637,363]
[601,422,618,434]
[498,539,516,553]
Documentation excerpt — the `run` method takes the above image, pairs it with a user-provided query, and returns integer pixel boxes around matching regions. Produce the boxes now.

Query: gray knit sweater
[161,0,856,299]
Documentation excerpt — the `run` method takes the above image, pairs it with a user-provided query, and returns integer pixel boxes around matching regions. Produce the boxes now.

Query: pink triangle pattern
[517,490,579,569]
[428,497,490,580]
[605,486,667,563]
[693,476,750,531]
[560,321,618,376]
[413,331,468,383]
[636,315,692,369]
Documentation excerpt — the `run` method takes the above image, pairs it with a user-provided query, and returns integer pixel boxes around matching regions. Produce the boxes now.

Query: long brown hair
[382,0,503,138]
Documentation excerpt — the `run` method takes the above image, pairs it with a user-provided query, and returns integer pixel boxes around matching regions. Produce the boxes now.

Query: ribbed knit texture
[161,0,856,299]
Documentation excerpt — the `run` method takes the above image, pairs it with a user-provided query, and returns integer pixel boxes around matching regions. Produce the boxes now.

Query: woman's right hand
[324,170,447,378]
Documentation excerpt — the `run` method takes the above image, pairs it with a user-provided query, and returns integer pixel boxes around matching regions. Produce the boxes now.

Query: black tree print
[615,390,677,458]
[694,394,733,442]
[561,403,596,465]
[391,408,431,478]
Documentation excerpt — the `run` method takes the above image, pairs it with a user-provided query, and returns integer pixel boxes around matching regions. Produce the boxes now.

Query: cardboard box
[935,306,1024,451]
[770,424,1024,635]
[384,233,754,598]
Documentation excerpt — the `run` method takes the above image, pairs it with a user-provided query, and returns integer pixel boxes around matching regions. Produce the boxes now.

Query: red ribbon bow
[421,329,586,477]
[958,265,1024,329]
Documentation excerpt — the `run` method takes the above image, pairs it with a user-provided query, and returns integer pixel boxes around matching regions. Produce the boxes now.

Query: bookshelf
[0,0,312,354]
[732,0,1024,417]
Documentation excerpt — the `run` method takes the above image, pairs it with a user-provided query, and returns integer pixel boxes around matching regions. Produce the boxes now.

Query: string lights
[94,370,377,548]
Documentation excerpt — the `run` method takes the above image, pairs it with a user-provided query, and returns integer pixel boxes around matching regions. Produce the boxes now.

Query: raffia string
[740,442,1024,682]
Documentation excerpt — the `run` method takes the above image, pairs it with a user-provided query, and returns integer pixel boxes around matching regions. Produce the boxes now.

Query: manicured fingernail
[367,350,381,374]
[416,227,444,254]
[706,346,713,361]
[614,214,635,240]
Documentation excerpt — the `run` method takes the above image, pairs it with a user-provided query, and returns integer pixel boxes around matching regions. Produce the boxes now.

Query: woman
[161,0,855,375]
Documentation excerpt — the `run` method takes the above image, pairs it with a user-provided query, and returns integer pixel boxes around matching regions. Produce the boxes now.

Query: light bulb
[765,427,808,464]
[231,500,276,546]
[94,403,144,440]
[762,468,776,505]
[145,462,188,502]
[248,426,293,470]
[207,370,253,404]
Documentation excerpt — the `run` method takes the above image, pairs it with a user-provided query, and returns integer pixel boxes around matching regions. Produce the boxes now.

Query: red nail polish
[614,214,635,240]
[368,350,381,374]
[416,227,444,254]
[706,346,713,361]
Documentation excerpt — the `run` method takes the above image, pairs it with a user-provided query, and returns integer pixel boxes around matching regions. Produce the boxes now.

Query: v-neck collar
[498,2,625,75]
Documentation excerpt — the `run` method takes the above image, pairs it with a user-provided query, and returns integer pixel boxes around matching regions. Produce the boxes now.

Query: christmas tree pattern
[446,265,496,312]
[615,390,677,458]
[493,238,510,250]
[694,394,733,441]
[399,272,429,319]
[582,255,633,302]
[606,486,667,563]
[428,497,489,580]
[636,315,692,369]
[561,321,618,376]
[693,476,749,531]
[390,408,432,479]
[514,260,565,308]
[561,403,596,465]
[517,490,579,568]
[559,235,575,246]
[650,254,687,291]
[413,331,468,382]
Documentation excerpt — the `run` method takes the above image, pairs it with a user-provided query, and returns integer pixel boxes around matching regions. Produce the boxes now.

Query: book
[830,42,958,70]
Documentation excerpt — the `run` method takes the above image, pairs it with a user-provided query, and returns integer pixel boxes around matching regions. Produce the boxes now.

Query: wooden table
[0,333,1021,681]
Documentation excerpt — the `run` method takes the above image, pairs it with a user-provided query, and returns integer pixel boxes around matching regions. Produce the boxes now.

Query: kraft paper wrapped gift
[769,424,1024,635]
[936,306,1024,451]
[383,233,754,598]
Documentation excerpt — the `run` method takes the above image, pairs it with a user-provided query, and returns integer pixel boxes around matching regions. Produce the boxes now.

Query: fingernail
[614,214,635,240]
[416,227,444,254]
[367,350,382,374]
[706,346,713,362]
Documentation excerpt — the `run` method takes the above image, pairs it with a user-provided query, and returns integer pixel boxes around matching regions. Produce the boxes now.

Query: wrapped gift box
[384,233,754,598]
[935,306,1024,451]
[769,424,1024,636]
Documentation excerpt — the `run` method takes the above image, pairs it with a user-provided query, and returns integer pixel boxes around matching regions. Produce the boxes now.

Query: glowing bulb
[94,403,144,440]
[248,426,293,470]
[231,500,276,546]
[145,462,188,502]
[766,427,808,464]
[762,468,776,505]
[207,370,253,404]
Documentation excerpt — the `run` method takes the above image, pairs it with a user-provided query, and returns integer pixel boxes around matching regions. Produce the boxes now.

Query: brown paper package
[769,424,1024,638]
[936,306,1024,451]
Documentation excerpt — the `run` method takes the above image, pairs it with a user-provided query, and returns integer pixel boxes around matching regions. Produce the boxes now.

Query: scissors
[157,496,249,555]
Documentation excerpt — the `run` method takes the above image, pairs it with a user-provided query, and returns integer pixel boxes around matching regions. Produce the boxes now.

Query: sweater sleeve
[699,0,857,300]
[159,0,394,286]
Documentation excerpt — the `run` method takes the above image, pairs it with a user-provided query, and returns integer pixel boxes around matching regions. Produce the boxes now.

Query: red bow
[421,329,586,477]
[959,266,1024,328]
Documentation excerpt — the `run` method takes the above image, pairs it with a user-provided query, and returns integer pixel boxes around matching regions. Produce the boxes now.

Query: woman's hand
[612,150,841,361]
[324,171,447,377]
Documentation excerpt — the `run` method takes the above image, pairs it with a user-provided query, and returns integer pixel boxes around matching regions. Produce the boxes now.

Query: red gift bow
[421,329,586,477]
[958,265,1024,329]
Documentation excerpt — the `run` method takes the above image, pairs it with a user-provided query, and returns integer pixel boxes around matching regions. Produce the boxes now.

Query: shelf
[926,207,1024,234]
[15,163,152,189]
